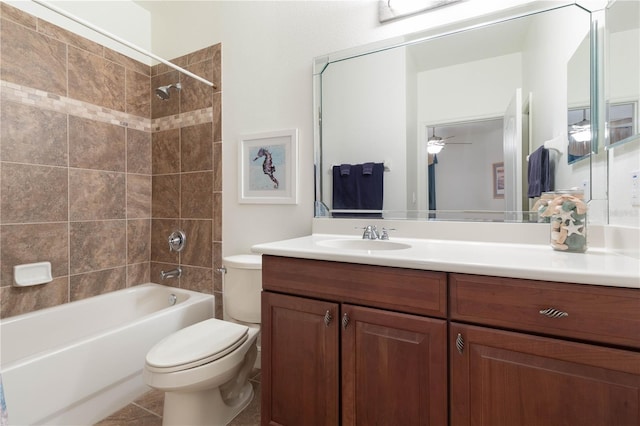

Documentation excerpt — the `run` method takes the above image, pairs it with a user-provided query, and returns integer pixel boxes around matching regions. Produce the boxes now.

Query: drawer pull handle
[324,310,332,326]
[456,333,464,354]
[539,308,569,318]
[342,313,350,329]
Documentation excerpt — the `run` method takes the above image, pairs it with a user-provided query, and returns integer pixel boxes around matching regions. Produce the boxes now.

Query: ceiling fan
[427,128,455,154]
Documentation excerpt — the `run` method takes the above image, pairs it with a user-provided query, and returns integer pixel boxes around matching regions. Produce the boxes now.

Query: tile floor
[94,370,261,426]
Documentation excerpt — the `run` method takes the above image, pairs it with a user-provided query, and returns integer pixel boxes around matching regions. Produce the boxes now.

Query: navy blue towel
[527,146,551,198]
[332,163,384,213]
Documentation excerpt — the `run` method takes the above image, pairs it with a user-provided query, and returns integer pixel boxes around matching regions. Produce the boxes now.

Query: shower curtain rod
[31,0,216,89]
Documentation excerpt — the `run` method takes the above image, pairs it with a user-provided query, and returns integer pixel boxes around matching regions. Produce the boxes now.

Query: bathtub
[0,283,214,425]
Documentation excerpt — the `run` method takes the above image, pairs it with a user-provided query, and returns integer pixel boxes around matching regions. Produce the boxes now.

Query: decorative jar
[541,190,588,252]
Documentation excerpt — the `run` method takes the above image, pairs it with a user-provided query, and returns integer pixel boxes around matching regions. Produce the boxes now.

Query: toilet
[143,254,262,426]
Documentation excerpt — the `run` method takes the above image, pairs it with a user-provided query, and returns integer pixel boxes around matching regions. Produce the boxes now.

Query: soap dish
[14,262,53,287]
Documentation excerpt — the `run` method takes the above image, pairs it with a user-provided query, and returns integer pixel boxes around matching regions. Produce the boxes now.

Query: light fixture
[427,141,444,154]
[379,0,463,23]
[427,128,446,154]
[569,110,591,143]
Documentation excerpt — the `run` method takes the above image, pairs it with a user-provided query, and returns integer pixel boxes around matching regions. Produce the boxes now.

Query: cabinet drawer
[450,273,640,349]
[263,255,447,318]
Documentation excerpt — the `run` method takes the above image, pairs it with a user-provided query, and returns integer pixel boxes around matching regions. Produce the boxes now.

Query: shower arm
[31,0,217,89]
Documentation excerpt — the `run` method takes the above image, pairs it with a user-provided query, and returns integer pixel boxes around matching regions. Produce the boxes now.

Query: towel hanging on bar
[332,163,384,216]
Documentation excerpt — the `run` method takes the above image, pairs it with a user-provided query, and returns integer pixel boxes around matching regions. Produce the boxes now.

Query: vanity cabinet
[261,292,339,425]
[449,273,640,426]
[262,257,640,426]
[261,255,448,426]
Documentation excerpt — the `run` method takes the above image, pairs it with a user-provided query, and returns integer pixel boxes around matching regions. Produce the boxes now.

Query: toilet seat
[145,318,249,374]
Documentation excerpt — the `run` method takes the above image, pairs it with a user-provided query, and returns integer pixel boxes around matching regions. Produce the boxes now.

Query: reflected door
[503,89,527,220]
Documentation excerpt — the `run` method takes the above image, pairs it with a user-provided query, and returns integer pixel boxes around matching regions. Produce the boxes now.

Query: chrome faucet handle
[360,225,372,239]
[168,230,186,252]
[361,225,380,240]
[380,227,396,240]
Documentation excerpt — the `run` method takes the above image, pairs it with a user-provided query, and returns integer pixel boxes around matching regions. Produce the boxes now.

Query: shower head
[155,83,181,100]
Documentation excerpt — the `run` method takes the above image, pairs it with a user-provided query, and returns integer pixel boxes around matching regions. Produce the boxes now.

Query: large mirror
[314,2,594,222]
[605,0,639,148]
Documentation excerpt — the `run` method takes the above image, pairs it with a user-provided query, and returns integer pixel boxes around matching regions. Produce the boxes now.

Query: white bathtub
[0,283,214,425]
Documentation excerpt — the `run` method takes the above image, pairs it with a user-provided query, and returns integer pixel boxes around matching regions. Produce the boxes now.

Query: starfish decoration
[558,209,576,224]
[563,220,584,236]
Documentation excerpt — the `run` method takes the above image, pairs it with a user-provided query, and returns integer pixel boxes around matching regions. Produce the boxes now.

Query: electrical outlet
[632,170,640,207]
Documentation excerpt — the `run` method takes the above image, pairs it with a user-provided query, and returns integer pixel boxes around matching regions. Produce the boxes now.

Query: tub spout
[161,267,182,280]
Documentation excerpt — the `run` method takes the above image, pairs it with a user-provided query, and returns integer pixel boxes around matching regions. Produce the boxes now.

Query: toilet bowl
[143,254,262,426]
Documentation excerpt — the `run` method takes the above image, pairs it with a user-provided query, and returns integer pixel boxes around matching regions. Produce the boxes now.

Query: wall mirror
[314,2,594,222]
[605,0,639,148]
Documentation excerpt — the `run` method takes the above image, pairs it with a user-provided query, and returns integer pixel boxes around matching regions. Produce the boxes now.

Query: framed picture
[238,129,298,204]
[493,162,505,199]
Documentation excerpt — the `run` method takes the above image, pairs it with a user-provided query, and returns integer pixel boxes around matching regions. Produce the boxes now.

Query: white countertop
[252,234,640,289]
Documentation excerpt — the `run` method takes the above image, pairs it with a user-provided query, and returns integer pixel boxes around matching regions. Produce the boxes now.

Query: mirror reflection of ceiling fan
[426,127,471,154]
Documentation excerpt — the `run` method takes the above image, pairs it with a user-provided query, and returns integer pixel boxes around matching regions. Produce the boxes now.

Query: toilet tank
[222,254,262,324]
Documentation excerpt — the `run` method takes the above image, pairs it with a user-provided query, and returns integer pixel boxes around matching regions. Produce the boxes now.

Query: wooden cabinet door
[261,292,339,426]
[342,304,447,426]
[450,323,640,426]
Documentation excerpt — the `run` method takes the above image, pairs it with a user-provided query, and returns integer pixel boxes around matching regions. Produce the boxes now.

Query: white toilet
[143,254,262,426]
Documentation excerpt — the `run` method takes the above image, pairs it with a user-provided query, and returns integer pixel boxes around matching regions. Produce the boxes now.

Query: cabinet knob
[456,333,464,354]
[324,310,333,326]
[539,308,569,318]
[342,312,350,329]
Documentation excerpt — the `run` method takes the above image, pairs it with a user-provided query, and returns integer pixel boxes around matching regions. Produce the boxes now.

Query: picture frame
[493,162,505,199]
[238,129,298,204]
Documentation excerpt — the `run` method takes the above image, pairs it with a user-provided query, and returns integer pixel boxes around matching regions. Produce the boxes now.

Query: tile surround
[0,18,67,96]
[1,162,68,224]
[181,123,213,172]
[68,45,126,112]
[0,222,69,284]
[69,169,127,221]
[0,101,68,166]
[68,115,126,172]
[127,129,152,174]
[0,3,222,318]
[151,174,181,218]
[181,172,213,219]
[69,220,127,275]
[152,128,180,174]
[127,174,152,219]
[69,266,127,302]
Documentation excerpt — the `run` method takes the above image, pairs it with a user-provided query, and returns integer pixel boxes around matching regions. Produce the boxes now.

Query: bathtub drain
[168,293,177,306]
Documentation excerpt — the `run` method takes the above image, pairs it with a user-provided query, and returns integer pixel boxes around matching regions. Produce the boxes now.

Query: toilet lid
[145,318,249,373]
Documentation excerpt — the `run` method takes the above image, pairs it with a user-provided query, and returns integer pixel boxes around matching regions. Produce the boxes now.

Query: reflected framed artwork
[238,129,298,204]
[493,162,505,199]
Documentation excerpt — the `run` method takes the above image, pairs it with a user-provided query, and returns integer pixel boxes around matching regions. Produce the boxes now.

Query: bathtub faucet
[160,267,182,280]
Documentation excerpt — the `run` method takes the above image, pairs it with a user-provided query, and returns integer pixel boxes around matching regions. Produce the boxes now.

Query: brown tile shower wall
[0,3,222,319]
[150,44,223,318]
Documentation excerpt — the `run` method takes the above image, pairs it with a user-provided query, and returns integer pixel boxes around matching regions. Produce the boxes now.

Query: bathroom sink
[317,239,411,251]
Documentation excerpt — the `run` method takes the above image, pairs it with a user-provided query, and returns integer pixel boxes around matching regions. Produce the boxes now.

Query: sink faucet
[161,267,182,280]
[362,225,380,240]
[361,225,395,240]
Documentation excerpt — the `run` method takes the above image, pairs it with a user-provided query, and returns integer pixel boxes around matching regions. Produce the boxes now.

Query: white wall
[608,27,640,228]
[523,5,592,192]
[321,47,407,212]
[417,53,523,125]
[434,124,504,211]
